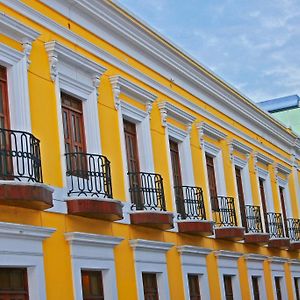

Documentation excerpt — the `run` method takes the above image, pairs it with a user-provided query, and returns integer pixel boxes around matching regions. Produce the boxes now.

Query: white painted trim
[4,0,297,167]
[0,222,55,300]
[244,254,268,300]
[255,152,274,166]
[197,122,227,143]
[110,75,157,110]
[277,163,292,176]
[178,246,212,300]
[65,232,123,300]
[231,139,252,155]
[0,11,40,68]
[0,43,32,132]
[214,251,243,300]
[130,239,173,300]
[289,260,300,300]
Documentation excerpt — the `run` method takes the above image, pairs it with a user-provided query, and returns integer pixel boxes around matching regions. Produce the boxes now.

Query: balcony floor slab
[268,237,290,249]
[0,181,53,210]
[244,233,270,245]
[67,197,123,221]
[177,220,214,236]
[214,226,245,241]
[130,211,174,230]
[289,241,300,251]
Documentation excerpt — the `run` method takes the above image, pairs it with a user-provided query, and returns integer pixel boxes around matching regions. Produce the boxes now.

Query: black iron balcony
[128,171,166,211]
[65,152,113,198]
[287,218,300,241]
[174,186,206,220]
[211,196,238,227]
[267,212,286,238]
[0,128,43,182]
[245,205,264,233]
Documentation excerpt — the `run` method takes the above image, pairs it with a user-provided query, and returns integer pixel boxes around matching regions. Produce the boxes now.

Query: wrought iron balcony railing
[0,128,42,182]
[267,212,286,238]
[128,172,166,211]
[211,196,238,227]
[174,186,206,220]
[287,218,300,241]
[245,205,264,233]
[65,152,113,198]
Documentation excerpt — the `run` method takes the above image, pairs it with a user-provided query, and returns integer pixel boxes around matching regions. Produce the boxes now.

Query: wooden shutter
[81,270,104,300]
[259,178,269,232]
[274,277,282,300]
[279,186,288,237]
[205,154,218,210]
[235,167,247,228]
[188,274,201,300]
[223,275,233,300]
[142,273,159,300]
[0,66,10,130]
[251,276,260,300]
[0,268,28,300]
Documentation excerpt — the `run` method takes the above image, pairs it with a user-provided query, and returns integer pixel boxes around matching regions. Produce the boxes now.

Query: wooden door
[0,268,28,300]
[251,276,260,300]
[188,274,201,300]
[206,154,218,210]
[61,93,86,175]
[294,278,300,300]
[274,277,282,300]
[81,270,104,300]
[279,186,288,237]
[142,273,159,300]
[169,139,185,216]
[235,167,247,228]
[123,120,142,208]
[223,275,233,300]
[259,178,269,232]
[0,66,10,129]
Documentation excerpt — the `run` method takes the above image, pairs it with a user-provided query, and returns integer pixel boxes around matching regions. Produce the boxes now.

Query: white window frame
[177,246,212,299]
[130,239,173,300]
[0,221,55,300]
[244,254,268,300]
[289,259,300,300]
[269,257,289,300]
[65,232,123,300]
[215,251,243,300]
[110,75,157,224]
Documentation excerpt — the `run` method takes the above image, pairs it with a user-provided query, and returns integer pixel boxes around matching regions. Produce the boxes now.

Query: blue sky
[117,0,300,102]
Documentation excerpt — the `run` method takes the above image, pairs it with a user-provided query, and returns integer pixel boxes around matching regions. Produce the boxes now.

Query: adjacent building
[0,0,300,299]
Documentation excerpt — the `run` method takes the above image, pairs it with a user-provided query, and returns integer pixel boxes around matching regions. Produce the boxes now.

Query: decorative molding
[177,246,212,256]
[228,138,252,161]
[0,12,40,68]
[244,254,268,262]
[197,122,227,148]
[202,141,220,157]
[120,100,148,122]
[233,155,247,168]
[110,75,157,111]
[268,256,289,264]
[45,41,106,85]
[5,0,298,166]
[167,123,188,141]
[158,101,196,132]
[214,250,243,260]
[276,163,291,176]
[130,239,174,252]
[254,152,273,173]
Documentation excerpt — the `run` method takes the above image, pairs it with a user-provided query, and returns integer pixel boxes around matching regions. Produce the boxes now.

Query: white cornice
[214,250,243,260]
[197,122,227,146]
[130,239,174,252]
[231,139,252,155]
[158,101,196,131]
[65,232,123,247]
[0,12,40,68]
[0,221,55,240]
[45,41,106,83]
[244,254,268,262]
[276,163,291,175]
[5,0,298,164]
[109,75,157,111]
[268,256,289,264]
[255,152,274,166]
[177,246,212,256]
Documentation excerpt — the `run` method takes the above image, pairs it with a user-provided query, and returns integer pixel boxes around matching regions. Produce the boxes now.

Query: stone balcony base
[244,233,270,245]
[268,237,290,249]
[214,226,245,241]
[0,181,53,210]
[177,220,214,236]
[130,211,174,230]
[289,241,300,251]
[66,197,123,221]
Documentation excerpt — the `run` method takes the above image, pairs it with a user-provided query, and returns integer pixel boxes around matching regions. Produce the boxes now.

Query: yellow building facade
[0,1,300,299]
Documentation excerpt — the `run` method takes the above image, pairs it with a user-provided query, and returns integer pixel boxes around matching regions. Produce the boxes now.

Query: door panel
[142,273,159,300]
[235,167,246,228]
[206,154,218,210]
[279,186,288,237]
[259,178,269,232]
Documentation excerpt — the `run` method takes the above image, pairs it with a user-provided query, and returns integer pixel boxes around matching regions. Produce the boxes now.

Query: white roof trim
[130,239,174,252]
[0,221,55,240]
[197,121,227,141]
[65,232,123,247]
[158,101,196,129]
[214,250,243,259]
[177,246,212,256]
[45,41,107,82]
